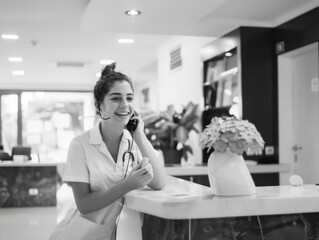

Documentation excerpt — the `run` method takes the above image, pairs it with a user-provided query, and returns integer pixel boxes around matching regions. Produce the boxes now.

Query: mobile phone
[126,113,138,132]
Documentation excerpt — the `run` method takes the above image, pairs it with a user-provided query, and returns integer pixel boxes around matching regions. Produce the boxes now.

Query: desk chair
[0,151,12,160]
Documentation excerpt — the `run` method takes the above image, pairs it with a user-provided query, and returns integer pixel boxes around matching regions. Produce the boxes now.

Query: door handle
[292,144,302,152]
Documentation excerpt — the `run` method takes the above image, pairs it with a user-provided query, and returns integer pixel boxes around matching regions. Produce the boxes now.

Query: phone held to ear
[126,113,138,132]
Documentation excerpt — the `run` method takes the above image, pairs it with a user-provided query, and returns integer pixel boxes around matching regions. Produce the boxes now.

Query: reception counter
[0,161,291,208]
[123,176,319,239]
[0,162,59,207]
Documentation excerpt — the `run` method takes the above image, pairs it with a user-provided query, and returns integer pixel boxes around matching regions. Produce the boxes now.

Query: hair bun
[101,62,116,77]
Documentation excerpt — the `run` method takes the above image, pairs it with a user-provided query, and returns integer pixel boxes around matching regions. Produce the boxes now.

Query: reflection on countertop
[164,163,291,176]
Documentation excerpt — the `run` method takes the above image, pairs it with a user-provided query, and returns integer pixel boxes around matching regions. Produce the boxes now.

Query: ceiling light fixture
[2,34,19,40]
[118,38,134,44]
[8,57,23,62]
[125,10,141,16]
[225,52,232,57]
[12,70,24,76]
[100,59,115,65]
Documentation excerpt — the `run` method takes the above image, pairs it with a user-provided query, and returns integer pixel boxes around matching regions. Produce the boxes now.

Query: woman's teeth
[116,112,129,116]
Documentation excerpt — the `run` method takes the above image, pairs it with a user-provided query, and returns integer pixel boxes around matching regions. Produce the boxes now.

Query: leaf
[179,103,199,125]
[182,144,193,161]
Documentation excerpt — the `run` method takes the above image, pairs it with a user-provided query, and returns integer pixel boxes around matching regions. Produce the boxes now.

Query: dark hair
[94,62,134,114]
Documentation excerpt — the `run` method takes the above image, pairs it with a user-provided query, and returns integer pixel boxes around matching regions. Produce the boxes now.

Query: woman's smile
[115,111,130,118]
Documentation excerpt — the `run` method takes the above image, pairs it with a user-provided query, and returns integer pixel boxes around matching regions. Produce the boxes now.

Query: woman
[50,63,166,240]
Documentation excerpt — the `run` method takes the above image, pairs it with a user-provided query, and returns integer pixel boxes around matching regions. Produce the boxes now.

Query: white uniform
[50,123,142,240]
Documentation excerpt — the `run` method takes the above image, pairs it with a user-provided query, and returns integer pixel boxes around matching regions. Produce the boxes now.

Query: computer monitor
[11,146,32,160]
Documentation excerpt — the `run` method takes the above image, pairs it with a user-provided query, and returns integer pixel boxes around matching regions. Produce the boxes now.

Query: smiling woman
[49,62,166,240]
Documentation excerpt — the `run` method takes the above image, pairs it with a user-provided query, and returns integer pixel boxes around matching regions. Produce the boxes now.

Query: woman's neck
[99,121,123,144]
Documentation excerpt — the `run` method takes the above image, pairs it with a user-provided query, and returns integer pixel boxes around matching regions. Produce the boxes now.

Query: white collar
[89,122,132,145]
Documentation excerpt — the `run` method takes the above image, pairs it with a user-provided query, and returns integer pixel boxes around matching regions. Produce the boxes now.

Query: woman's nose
[120,99,129,108]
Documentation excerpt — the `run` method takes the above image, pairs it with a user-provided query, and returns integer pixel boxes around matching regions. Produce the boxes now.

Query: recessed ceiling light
[125,9,141,16]
[225,52,232,57]
[118,38,134,44]
[8,57,23,62]
[2,34,19,40]
[12,70,24,76]
[100,59,115,65]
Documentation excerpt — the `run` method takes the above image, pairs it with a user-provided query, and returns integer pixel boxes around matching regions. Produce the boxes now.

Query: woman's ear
[99,106,110,120]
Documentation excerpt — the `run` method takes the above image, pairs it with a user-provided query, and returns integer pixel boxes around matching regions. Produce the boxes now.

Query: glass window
[1,94,18,153]
[21,92,95,163]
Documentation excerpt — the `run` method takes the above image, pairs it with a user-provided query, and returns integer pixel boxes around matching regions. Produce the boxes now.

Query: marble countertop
[125,176,319,219]
[0,161,64,166]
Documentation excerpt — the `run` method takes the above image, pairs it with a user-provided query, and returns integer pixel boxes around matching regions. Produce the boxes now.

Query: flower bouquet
[199,116,264,155]
[199,116,265,196]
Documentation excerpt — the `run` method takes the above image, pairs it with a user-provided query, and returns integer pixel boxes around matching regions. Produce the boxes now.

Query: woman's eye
[110,96,133,102]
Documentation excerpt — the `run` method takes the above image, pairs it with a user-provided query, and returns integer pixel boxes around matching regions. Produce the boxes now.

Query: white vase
[207,149,256,196]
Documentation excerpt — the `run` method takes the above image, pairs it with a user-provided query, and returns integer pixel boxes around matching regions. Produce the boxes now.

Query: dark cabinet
[202,27,278,165]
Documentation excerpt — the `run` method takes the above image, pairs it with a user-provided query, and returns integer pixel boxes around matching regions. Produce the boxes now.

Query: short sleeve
[63,137,90,184]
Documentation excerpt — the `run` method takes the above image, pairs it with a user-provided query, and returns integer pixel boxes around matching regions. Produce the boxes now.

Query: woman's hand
[123,160,153,191]
[129,111,144,135]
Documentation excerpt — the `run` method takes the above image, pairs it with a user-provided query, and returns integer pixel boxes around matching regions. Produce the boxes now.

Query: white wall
[157,36,213,111]
[133,72,159,111]
[155,36,214,164]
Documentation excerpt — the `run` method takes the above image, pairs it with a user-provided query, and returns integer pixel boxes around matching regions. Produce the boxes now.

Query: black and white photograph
[0,0,319,239]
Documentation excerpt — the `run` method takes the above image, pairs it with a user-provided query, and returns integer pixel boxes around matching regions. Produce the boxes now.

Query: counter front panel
[142,212,319,240]
[0,165,57,207]
[125,176,319,240]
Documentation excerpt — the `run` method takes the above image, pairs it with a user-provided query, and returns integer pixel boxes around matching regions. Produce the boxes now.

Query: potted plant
[141,102,200,164]
[199,116,264,196]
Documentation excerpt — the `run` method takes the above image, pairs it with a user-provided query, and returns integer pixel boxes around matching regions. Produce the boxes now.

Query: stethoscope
[115,138,135,233]
[122,139,135,179]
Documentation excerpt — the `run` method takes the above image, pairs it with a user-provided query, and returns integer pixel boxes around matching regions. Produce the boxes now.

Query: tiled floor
[0,207,58,240]
[0,184,74,240]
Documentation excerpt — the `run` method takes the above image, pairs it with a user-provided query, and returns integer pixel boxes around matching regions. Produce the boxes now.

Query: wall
[134,72,159,111]
[274,7,319,54]
[157,36,214,111]
[155,36,214,164]
[239,27,278,161]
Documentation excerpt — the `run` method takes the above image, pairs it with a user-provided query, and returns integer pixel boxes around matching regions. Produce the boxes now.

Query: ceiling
[0,0,318,90]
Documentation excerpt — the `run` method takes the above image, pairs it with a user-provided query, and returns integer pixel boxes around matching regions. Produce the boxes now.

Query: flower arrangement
[141,102,200,160]
[199,116,264,155]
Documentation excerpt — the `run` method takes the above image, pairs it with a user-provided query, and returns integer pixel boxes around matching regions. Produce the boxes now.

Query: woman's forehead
[109,81,134,94]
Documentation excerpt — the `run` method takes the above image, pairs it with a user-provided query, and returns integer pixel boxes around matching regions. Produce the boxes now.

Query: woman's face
[100,80,135,125]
